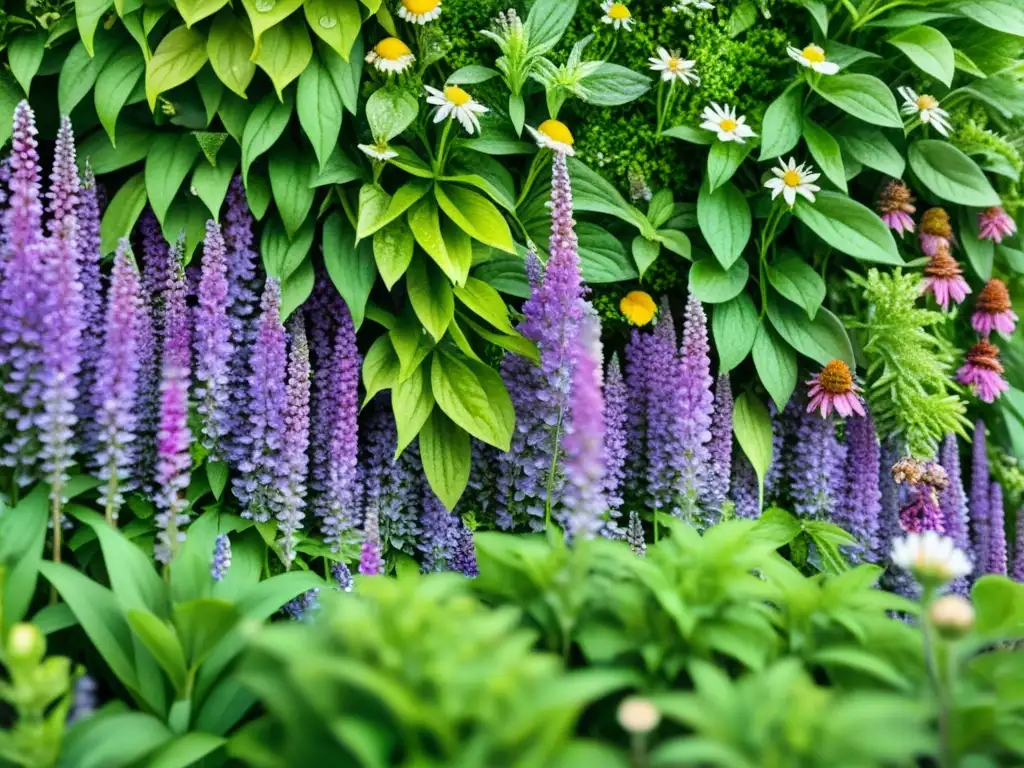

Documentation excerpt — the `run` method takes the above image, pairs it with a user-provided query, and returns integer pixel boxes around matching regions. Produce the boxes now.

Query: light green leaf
[241,91,294,183]
[953,0,1024,37]
[794,191,902,266]
[655,229,692,260]
[143,733,226,768]
[77,0,115,55]
[419,410,471,511]
[373,220,415,289]
[810,74,903,128]
[253,17,312,99]
[766,297,855,367]
[95,48,146,145]
[297,52,343,171]
[760,85,803,160]
[146,133,200,225]
[632,236,660,278]
[317,37,362,115]
[766,253,826,319]
[146,25,209,110]
[697,179,751,270]
[365,86,419,142]
[126,611,188,692]
[268,146,316,238]
[161,196,209,260]
[579,63,651,106]
[453,278,515,335]
[304,0,362,60]
[408,198,457,282]
[707,140,754,192]
[887,26,955,86]
[447,65,500,85]
[689,255,750,303]
[240,0,304,56]
[176,0,229,26]
[0,74,21,148]
[430,349,513,451]
[733,392,773,504]
[712,293,758,372]
[525,0,578,55]
[280,257,315,319]
[9,31,46,95]
[752,321,797,410]
[802,120,847,192]
[322,212,376,329]
[313,146,364,186]
[393,363,435,457]
[663,124,715,145]
[435,184,515,254]
[191,142,239,217]
[567,157,650,232]
[59,36,119,115]
[908,140,1000,207]
[407,253,454,341]
[260,214,314,280]
[390,306,435,382]
[207,11,256,98]
[959,207,993,281]
[79,124,152,175]
[836,126,905,179]
[358,180,431,240]
[362,335,400,405]
[247,175,272,220]
[100,173,147,255]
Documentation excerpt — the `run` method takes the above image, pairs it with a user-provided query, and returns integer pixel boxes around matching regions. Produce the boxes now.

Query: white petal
[795,185,816,202]
[814,61,839,75]
[783,186,797,206]
[802,171,821,183]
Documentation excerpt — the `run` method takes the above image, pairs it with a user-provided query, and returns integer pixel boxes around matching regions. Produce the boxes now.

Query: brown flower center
[819,359,853,395]
[977,278,1011,314]
[924,244,963,279]
[921,207,952,238]
[966,341,1003,374]
[878,180,916,214]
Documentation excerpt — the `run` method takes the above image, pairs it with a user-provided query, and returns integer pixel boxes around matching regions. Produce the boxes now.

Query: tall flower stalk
[603,354,628,532]
[835,413,882,562]
[676,293,714,525]
[278,314,311,568]
[705,373,733,515]
[194,221,233,459]
[969,420,990,574]
[76,163,104,455]
[938,434,971,594]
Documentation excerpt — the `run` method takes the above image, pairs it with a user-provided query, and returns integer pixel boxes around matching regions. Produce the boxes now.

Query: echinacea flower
[601,1,634,30]
[358,141,398,161]
[972,278,1018,338]
[787,43,839,75]
[527,119,576,155]
[898,87,952,136]
[699,102,756,142]
[806,359,865,418]
[765,157,821,206]
[919,242,970,310]
[876,179,916,236]
[978,206,1017,244]
[365,37,416,74]
[890,530,971,586]
[648,48,700,85]
[957,340,1008,403]
[424,85,488,134]
[398,0,441,24]
[919,207,953,256]
[620,290,656,326]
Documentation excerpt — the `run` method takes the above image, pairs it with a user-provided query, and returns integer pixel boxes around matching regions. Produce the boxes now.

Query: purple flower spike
[278,314,311,568]
[938,433,971,594]
[730,448,760,519]
[308,278,340,518]
[987,482,1007,576]
[46,116,80,240]
[677,292,714,525]
[789,400,845,520]
[359,507,385,576]
[2,101,43,252]
[626,511,645,556]
[1012,509,1024,583]
[644,301,682,515]
[603,353,628,531]
[835,413,882,562]
[706,374,733,514]
[419,492,462,572]
[363,399,420,554]
[451,520,479,577]
[622,331,649,503]
[76,164,104,455]
[332,561,354,592]
[211,534,231,581]
[970,420,990,574]
[899,487,945,534]
[195,220,233,459]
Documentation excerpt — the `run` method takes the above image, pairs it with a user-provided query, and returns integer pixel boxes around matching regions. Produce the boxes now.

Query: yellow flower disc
[538,119,574,147]
[620,291,657,326]
[376,37,412,60]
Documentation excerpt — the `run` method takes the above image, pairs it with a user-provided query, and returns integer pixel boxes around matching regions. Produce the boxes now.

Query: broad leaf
[419,410,471,510]
[146,25,209,110]
[697,180,751,270]
[712,293,758,373]
[752,322,797,410]
[253,17,312,99]
[887,26,954,86]
[207,12,256,97]
[322,212,376,329]
[689,256,749,304]
[811,74,903,128]
[794,191,902,265]
[908,140,1000,207]
[760,86,803,160]
[766,253,826,319]
[766,297,855,367]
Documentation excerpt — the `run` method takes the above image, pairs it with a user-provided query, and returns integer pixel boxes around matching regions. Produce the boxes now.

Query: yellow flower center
[620,291,657,326]
[375,37,412,60]
[719,118,738,131]
[782,168,802,187]
[667,57,681,71]
[801,45,826,63]
[917,94,938,110]
[444,86,472,106]
[403,0,439,12]
[538,119,574,147]
[608,2,631,19]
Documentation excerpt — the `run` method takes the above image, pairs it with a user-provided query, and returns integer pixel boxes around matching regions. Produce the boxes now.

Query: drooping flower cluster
[919,241,970,311]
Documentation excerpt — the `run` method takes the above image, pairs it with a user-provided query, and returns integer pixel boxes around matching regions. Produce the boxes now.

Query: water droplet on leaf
[319,15,337,28]
[254,0,275,12]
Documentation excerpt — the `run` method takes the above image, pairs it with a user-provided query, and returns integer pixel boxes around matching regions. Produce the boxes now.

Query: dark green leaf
[908,140,1001,207]
[689,256,750,304]
[752,321,797,410]
[323,212,376,329]
[887,26,955,86]
[760,86,804,160]
[794,191,902,265]
[419,410,471,510]
[766,296,855,367]
[766,253,826,319]
[697,180,751,269]
[712,293,758,372]
[810,74,903,128]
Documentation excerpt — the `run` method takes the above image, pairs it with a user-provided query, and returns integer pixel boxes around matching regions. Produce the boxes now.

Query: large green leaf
[712,293,758,372]
[408,197,458,283]
[908,140,1000,207]
[143,733,226,768]
[77,0,115,55]
[145,132,200,225]
[733,392,773,505]
[241,91,294,183]
[57,711,172,768]
[365,86,419,142]
[419,409,472,510]
[794,191,902,266]
[268,146,316,238]
[811,74,903,128]
[766,253,826,319]
[146,25,209,110]
[260,214,314,280]
[525,0,578,55]
[59,35,120,115]
[836,126,905,179]
[887,26,954,86]
[126,610,188,692]
[453,278,516,335]
[575,223,639,283]
[207,11,256,97]
[407,253,455,341]
[323,212,377,329]
[707,139,755,192]
[304,0,363,59]
[176,0,229,26]
[759,85,803,160]
[191,142,239,217]
[318,37,362,115]
[0,484,49,632]
[752,321,797,410]
[96,48,146,145]
[689,255,749,303]
[240,0,304,54]
[766,297,855,367]
[373,220,415,289]
[960,207,994,281]
[362,335,400,405]
[392,364,435,457]
[173,598,241,667]
[253,17,312,99]
[100,173,148,255]
[802,120,846,193]
[567,157,649,232]
[697,180,751,269]
[0,74,21,148]
[430,349,513,451]
[953,0,1024,36]
[297,51,343,170]
[9,31,46,95]
[578,63,651,106]
[435,184,515,254]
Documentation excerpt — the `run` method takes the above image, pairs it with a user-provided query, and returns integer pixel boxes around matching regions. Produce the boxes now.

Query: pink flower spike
[978,206,1017,244]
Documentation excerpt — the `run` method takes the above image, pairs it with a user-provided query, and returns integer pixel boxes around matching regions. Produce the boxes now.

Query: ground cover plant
[0,0,1024,765]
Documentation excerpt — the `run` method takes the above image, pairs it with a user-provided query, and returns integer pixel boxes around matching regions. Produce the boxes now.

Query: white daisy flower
[397,0,441,24]
[526,119,576,156]
[764,157,821,206]
[648,47,700,86]
[669,0,715,11]
[365,38,416,75]
[601,1,634,30]
[891,531,971,586]
[897,87,952,137]
[424,85,489,135]
[699,102,756,143]
[358,141,398,161]
[786,43,839,75]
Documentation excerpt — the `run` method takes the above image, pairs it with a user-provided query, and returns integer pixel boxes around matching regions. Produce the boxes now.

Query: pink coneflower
[978,206,1016,244]
[920,207,953,256]
[971,279,1017,338]
[806,359,865,419]
[957,341,1008,404]
[877,179,916,236]
[919,242,970,310]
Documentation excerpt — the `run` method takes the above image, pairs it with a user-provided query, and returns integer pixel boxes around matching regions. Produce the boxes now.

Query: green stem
[49,487,62,604]
[921,587,954,768]
[655,80,666,137]
[434,119,453,176]
[516,150,548,208]
[104,474,119,527]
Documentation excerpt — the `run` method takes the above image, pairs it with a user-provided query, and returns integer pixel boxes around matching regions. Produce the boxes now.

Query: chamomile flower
[648,48,700,85]
[897,87,952,136]
[601,1,634,30]
[786,43,839,75]
[668,0,715,11]
[764,157,820,206]
[358,141,398,161]
[365,37,416,75]
[891,531,972,587]
[398,0,441,24]
[424,85,489,134]
[527,119,576,155]
[699,103,756,143]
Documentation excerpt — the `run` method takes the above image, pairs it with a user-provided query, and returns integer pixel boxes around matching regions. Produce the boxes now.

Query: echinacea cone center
[444,86,472,106]
[921,208,952,238]
[977,279,1011,313]
[539,119,574,146]
[819,360,853,394]
[802,45,826,63]
[967,341,1003,373]
[608,3,631,19]
[376,37,411,60]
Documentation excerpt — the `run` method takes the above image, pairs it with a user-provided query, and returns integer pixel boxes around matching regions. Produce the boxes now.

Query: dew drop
[254,0,275,12]
[318,14,337,28]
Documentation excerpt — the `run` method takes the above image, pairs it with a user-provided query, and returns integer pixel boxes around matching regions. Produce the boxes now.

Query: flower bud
[7,622,45,666]
[929,595,975,639]
[617,696,661,734]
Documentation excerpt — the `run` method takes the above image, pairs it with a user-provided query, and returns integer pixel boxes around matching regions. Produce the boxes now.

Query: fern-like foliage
[846,269,970,458]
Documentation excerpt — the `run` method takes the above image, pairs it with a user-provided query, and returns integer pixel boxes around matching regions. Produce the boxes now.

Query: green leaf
[419,410,471,510]
[408,197,459,283]
[525,0,578,55]
[689,255,749,304]
[953,0,1024,37]
[733,391,773,503]
[447,65,500,85]
[836,126,905,179]
[794,191,902,265]
[663,124,715,145]
[810,74,903,128]
[460,314,538,363]
[58,711,172,768]
[126,610,189,692]
[707,140,754,192]
[0,74,21,148]
[95,48,146,145]
[314,146,364,186]
[172,598,240,667]
[177,0,229,26]
[959,207,994,281]
[196,68,225,126]
[887,26,955,86]
[318,37,362,116]
[802,120,847,193]
[143,733,226,768]
[362,335,400,405]
[207,461,229,500]
[146,25,209,110]
[393,363,435,457]
[297,51,343,171]
[268,146,316,238]
[241,91,294,183]
[766,253,826,319]
[240,0,304,55]
[191,142,239,217]
[697,179,751,270]
[366,86,419,142]
[760,85,804,160]
[908,140,1001,207]
[431,349,513,451]
[752,321,797,410]
[207,11,256,98]
[453,278,515,334]
[9,31,46,95]
[59,36,119,115]
[373,220,415,290]
[358,180,431,240]
[261,214,314,280]
[0,485,49,632]
[304,0,362,59]
[767,297,855,367]
[579,63,651,106]
[712,292,758,373]
[100,173,148,256]
[577,223,638,282]
[146,133,200,225]
[655,229,691,260]
[246,175,272,220]
[567,157,649,232]
[794,0,828,34]
[390,306,434,382]
[161,196,209,261]
[435,184,515,254]
[632,236,660,278]
[322,212,376,329]
[77,0,115,56]
[472,253,529,298]
[281,258,315,320]
[406,253,454,341]
[253,17,312,99]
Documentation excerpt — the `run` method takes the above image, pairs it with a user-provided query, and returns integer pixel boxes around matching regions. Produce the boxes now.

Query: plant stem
[921,587,954,768]
[49,489,62,604]
[434,119,453,176]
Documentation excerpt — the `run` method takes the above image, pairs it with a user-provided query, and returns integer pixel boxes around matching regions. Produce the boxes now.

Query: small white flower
[897,86,952,137]
[764,157,821,206]
[358,142,398,161]
[699,102,756,143]
[786,43,839,75]
[526,119,576,156]
[424,85,489,135]
[397,0,441,24]
[601,0,634,30]
[647,47,700,86]
[668,0,715,11]
[891,531,972,586]
[365,37,416,75]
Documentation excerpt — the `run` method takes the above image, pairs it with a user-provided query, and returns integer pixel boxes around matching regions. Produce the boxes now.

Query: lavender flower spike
[705,373,733,514]
[602,353,628,531]
[76,164,104,456]
[644,301,682,516]
[278,314,311,568]
[359,507,385,576]
[46,116,80,239]
[332,561,354,591]
[2,101,43,253]
[730,448,760,519]
[211,534,231,581]
[452,520,479,577]
[677,292,714,525]
[938,433,971,594]
[969,420,990,574]
[834,413,882,563]
[195,221,233,459]
[419,492,462,572]
[987,482,1007,576]
[789,397,845,521]
[1012,510,1024,583]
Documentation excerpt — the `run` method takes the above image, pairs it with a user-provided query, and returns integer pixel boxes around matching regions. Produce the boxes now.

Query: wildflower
[977,206,1016,244]
[1013,505,1024,582]
[891,531,971,587]
[970,420,990,575]
[765,157,821,206]
[971,278,1018,338]
[730,448,760,519]
[835,413,882,562]
[282,589,320,621]
[699,103,756,143]
[620,290,656,326]
[359,507,385,576]
[705,374,733,514]
[677,292,715,524]
[899,486,945,534]
[919,207,953,257]
[648,48,701,85]
[363,399,421,553]
[603,355,628,525]
[626,511,645,555]
[527,119,576,155]
[278,315,311,568]
[898,87,952,136]
[929,594,975,638]
[918,242,970,311]
[332,561,354,591]
[618,697,661,733]
[986,482,1007,575]
[419,493,462,572]
[787,43,839,75]
[623,330,650,501]
[211,534,231,581]
[806,359,864,418]
[938,434,971,594]
[365,37,416,74]
[76,164,104,455]
[398,0,441,24]
[358,141,399,161]
[601,1,634,30]
[957,340,1008,403]
[424,85,488,134]
[451,520,479,577]
[876,179,916,236]
[790,400,846,520]
[195,221,233,459]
